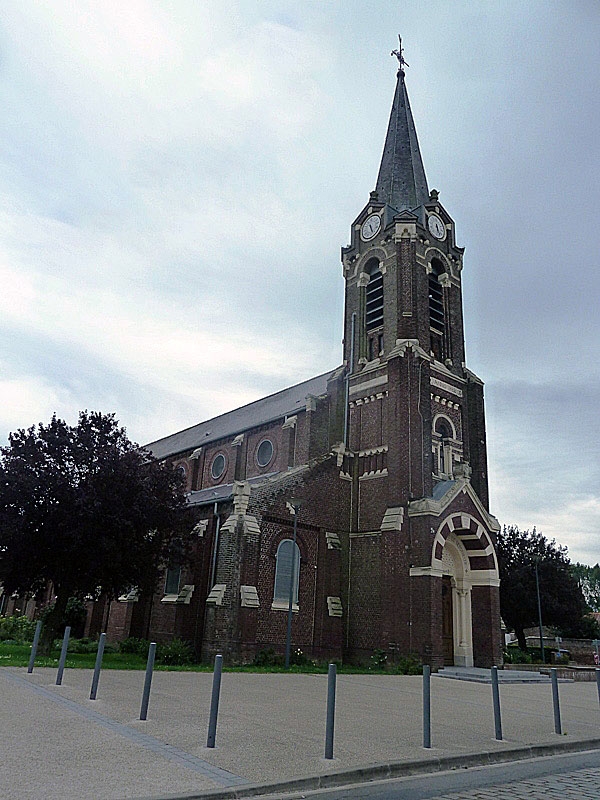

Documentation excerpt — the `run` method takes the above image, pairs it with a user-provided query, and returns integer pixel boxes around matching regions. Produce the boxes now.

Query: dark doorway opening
[442,575,454,665]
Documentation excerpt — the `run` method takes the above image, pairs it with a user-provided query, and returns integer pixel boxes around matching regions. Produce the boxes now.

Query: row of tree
[0,412,192,653]
[497,526,600,649]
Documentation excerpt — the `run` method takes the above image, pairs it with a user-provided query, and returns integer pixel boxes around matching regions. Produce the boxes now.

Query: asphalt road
[245,749,600,800]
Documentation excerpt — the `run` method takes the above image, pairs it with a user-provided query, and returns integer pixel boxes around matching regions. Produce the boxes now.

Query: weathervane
[391,35,409,73]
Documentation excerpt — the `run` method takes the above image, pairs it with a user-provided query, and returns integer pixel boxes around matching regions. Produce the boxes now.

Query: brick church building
[93,52,503,669]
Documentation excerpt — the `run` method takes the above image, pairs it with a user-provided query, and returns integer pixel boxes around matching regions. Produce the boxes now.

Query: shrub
[504,646,533,664]
[370,648,388,670]
[253,648,284,667]
[156,638,194,666]
[0,615,37,643]
[290,647,312,666]
[119,637,151,656]
[394,655,422,675]
[66,637,118,654]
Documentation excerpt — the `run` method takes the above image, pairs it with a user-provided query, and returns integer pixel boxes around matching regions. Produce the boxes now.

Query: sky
[1,1,599,565]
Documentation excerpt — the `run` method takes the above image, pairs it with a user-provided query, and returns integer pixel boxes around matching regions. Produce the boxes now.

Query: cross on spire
[391,35,409,74]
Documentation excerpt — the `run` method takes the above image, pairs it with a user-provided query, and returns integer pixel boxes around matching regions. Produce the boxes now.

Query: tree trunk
[38,591,70,656]
[515,626,527,651]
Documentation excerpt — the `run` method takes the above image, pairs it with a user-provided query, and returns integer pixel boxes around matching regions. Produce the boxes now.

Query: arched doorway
[440,533,474,667]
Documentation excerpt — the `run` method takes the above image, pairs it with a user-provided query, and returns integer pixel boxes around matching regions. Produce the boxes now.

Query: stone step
[434,666,562,683]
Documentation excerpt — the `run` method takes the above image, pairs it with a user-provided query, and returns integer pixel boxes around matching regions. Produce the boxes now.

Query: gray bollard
[596,669,600,707]
[422,664,431,748]
[27,621,42,674]
[55,626,71,686]
[491,666,503,741]
[207,654,223,748]
[89,633,107,700]
[325,663,337,759]
[139,642,157,721]
[551,667,562,734]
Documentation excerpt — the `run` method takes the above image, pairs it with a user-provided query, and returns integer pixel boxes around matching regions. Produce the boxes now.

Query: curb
[136,737,600,800]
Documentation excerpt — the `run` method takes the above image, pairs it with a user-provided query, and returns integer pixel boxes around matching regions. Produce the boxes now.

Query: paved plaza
[1,667,600,799]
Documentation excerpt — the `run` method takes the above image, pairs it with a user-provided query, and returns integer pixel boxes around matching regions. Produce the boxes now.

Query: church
[94,48,503,669]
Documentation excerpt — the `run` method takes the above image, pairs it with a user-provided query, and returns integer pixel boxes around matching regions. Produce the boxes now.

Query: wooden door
[442,576,454,665]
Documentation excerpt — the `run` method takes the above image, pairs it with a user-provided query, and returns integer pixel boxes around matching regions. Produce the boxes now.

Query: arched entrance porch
[432,512,500,667]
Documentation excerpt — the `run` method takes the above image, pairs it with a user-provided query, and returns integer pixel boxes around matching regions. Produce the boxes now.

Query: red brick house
[93,59,502,668]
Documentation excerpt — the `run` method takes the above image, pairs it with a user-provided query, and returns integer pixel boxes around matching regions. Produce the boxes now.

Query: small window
[211,453,226,480]
[256,439,274,467]
[164,565,181,596]
[273,539,300,605]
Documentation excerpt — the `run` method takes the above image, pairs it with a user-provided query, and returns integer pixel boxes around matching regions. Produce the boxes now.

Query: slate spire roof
[375,66,429,211]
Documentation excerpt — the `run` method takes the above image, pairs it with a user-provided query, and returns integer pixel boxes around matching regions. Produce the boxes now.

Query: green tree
[571,562,600,613]
[496,526,590,650]
[0,412,190,653]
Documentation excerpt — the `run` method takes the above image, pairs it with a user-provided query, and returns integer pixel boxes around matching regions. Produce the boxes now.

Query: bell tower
[339,40,501,668]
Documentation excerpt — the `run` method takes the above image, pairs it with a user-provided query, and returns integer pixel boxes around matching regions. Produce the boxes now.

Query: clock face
[428,213,446,240]
[361,213,381,241]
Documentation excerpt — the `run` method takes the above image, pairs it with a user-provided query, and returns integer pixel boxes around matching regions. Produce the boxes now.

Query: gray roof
[186,472,279,507]
[375,70,429,212]
[432,480,457,502]
[144,369,336,460]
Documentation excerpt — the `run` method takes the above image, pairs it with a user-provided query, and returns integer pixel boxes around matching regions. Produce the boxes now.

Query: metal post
[285,503,300,669]
[595,669,600,707]
[55,626,71,686]
[89,633,107,700]
[27,620,42,674]
[551,667,562,735]
[139,642,156,721]
[207,654,223,748]
[534,561,545,664]
[325,663,336,759]
[594,639,599,666]
[422,664,431,748]
[491,666,503,741]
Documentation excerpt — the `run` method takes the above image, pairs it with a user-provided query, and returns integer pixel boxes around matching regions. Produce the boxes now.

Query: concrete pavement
[1,666,600,800]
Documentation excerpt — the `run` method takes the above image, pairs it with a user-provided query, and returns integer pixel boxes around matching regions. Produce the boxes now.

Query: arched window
[429,258,446,361]
[365,258,384,360]
[273,539,300,605]
[365,260,383,332]
[435,420,452,476]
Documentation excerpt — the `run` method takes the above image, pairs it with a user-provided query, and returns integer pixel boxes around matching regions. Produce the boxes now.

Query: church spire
[375,38,429,211]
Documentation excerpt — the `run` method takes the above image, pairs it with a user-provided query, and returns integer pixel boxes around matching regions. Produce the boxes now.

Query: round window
[256,439,274,468]
[211,454,226,480]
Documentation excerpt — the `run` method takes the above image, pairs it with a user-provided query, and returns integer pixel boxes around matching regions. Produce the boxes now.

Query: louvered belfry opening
[366,259,384,360]
[429,258,445,360]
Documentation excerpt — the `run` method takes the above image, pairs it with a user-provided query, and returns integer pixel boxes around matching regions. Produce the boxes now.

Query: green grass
[0,642,421,674]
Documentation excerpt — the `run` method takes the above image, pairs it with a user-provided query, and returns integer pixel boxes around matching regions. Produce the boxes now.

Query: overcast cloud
[1,1,599,564]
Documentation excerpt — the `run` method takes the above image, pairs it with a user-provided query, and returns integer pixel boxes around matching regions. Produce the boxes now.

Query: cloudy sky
[1,1,599,564]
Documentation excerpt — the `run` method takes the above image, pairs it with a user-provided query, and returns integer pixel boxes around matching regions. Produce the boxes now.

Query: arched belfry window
[273,539,300,606]
[435,419,452,477]
[429,258,446,361]
[365,258,384,360]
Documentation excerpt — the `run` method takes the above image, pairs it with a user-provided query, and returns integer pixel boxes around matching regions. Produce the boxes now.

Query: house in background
[87,50,503,669]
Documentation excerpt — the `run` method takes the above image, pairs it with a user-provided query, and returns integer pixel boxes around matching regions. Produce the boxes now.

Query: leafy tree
[571,562,600,613]
[496,525,590,650]
[0,412,190,653]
